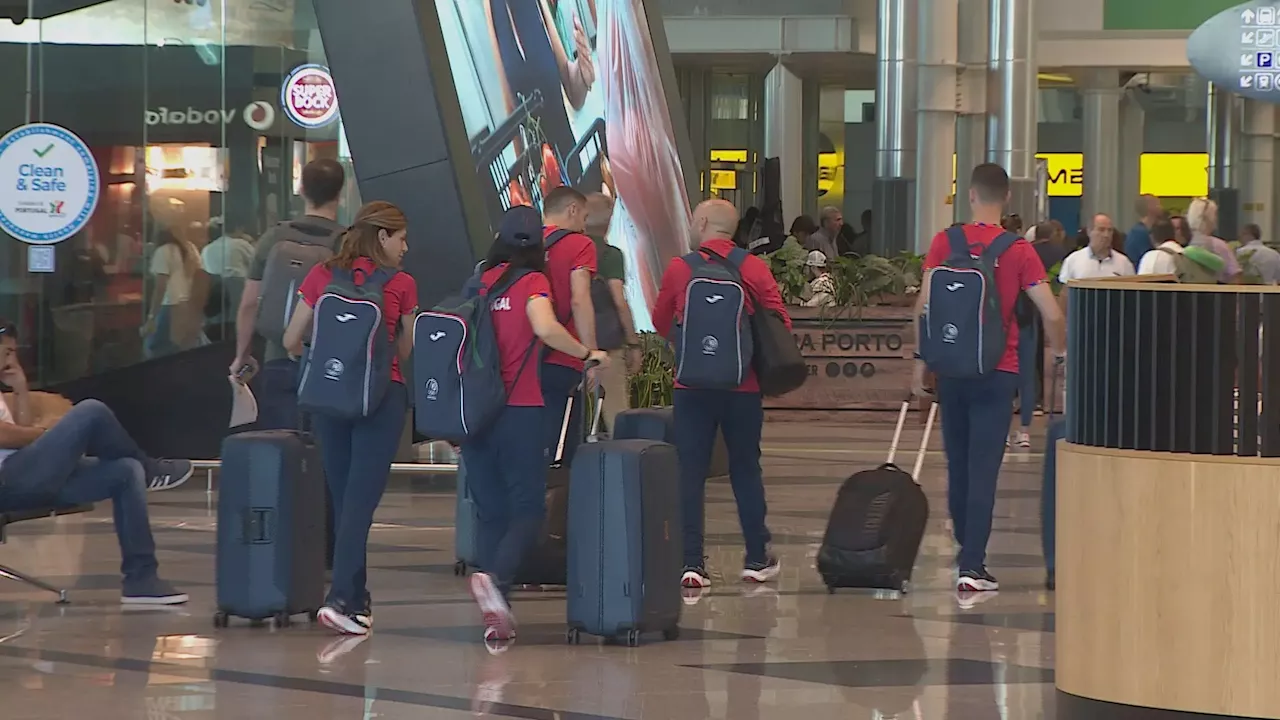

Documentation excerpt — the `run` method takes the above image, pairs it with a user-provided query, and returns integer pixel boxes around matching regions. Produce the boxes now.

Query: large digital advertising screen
[434,0,692,321]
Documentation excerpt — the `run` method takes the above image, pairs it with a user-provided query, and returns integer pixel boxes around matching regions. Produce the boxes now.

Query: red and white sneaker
[470,572,516,646]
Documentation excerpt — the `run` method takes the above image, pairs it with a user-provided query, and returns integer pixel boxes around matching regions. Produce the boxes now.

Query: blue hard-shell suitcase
[214,430,325,627]
[566,439,682,646]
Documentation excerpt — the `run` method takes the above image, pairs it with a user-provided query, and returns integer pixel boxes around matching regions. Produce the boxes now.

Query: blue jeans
[460,405,548,594]
[541,362,584,465]
[673,388,772,567]
[1042,417,1066,573]
[254,358,301,432]
[312,382,407,609]
[936,371,1018,572]
[1016,322,1040,429]
[0,400,157,582]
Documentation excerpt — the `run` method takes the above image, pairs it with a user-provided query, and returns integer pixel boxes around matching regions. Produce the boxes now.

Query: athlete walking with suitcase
[913,164,1065,593]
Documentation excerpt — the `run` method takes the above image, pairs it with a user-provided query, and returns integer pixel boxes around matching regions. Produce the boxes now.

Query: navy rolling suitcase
[817,400,936,593]
[214,430,326,628]
[612,406,729,479]
[566,439,682,646]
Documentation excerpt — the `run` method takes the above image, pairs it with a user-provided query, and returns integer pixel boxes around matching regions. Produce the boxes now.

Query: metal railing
[190,460,458,495]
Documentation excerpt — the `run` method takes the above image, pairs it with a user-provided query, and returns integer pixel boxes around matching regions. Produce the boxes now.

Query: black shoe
[1045,570,1056,591]
[957,568,999,592]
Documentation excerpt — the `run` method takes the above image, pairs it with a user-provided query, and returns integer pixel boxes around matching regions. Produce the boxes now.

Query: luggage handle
[887,398,937,483]
[550,361,606,466]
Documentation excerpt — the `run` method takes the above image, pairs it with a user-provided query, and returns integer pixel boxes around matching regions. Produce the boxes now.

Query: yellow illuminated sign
[951,153,1209,198]
[710,149,748,164]
[710,169,737,191]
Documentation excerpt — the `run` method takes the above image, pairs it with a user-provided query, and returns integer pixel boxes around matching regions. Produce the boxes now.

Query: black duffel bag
[749,304,807,397]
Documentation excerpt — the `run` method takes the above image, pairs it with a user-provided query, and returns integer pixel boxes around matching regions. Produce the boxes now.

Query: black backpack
[545,229,626,350]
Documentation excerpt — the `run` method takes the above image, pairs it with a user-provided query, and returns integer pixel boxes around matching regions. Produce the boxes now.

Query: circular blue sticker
[0,123,101,245]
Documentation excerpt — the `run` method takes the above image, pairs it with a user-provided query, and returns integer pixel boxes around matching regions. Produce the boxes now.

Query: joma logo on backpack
[429,331,446,341]
[335,313,357,322]
[946,282,964,292]
[705,294,725,304]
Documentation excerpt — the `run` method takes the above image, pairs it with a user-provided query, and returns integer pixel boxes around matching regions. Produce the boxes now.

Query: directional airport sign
[1188,1,1280,103]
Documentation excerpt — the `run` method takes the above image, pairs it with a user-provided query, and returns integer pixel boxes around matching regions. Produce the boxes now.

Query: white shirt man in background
[1059,214,1135,283]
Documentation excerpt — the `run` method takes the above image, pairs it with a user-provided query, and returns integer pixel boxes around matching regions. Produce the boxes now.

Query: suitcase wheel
[453,561,467,577]
[662,626,680,642]
[899,580,911,594]
[827,586,835,594]
[212,611,229,629]
[270,612,292,629]
[621,630,640,648]
[566,627,581,645]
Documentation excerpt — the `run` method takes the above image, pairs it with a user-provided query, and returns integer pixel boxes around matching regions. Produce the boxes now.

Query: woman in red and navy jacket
[651,198,791,593]
[464,205,608,651]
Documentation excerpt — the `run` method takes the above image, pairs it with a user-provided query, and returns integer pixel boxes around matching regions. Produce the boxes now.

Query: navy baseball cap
[498,205,544,248]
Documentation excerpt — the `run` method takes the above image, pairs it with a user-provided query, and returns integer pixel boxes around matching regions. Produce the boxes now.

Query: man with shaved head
[652,198,792,591]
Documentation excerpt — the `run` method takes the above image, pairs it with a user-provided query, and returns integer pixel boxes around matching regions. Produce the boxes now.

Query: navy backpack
[297,266,399,419]
[413,267,534,442]
[672,248,753,389]
[920,226,1018,379]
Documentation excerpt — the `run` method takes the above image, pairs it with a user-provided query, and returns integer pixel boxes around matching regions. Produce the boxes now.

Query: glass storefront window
[0,0,361,386]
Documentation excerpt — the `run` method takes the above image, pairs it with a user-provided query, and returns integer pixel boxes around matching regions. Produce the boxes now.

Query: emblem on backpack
[701,335,719,355]
[705,294,725,304]
[429,330,446,341]
[945,282,964,292]
[335,312,357,323]
[323,358,344,380]
[425,378,439,401]
[942,324,959,343]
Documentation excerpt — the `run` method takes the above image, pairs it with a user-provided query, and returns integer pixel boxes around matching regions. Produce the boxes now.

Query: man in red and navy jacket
[652,198,792,592]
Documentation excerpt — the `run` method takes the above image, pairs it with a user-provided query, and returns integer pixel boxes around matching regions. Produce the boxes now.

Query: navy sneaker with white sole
[317,603,370,636]
[121,577,188,605]
[957,568,999,592]
[145,459,194,492]
[741,556,781,583]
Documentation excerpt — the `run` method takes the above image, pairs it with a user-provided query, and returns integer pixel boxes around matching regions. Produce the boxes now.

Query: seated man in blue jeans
[0,322,192,604]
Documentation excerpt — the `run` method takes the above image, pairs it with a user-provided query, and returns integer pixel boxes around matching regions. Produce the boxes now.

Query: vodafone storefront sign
[281,64,338,128]
[145,101,276,131]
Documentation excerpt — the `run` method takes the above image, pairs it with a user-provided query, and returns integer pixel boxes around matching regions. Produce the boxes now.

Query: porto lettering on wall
[764,310,916,411]
[1188,1,1280,103]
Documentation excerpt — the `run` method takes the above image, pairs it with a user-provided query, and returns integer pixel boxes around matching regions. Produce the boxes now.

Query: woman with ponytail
[282,200,419,636]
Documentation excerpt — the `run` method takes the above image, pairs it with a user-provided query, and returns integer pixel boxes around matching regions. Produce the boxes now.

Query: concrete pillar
[1208,83,1242,239]
[1240,100,1276,242]
[1118,92,1144,226]
[954,0,989,222]
[874,0,917,254]
[1080,69,1122,224]
[764,62,805,227]
[985,0,1037,221]
[915,0,958,248]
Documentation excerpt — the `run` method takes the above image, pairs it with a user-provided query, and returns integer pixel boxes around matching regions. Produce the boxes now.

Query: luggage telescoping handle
[887,397,938,483]
[551,360,607,466]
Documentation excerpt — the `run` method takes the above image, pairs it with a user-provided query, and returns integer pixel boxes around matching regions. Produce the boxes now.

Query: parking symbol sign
[1260,51,1275,68]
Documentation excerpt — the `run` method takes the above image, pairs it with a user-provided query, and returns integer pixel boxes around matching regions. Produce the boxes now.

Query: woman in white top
[144,228,207,357]
[1137,217,1184,275]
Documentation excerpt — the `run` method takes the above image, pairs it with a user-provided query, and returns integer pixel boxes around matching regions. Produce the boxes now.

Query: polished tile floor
[0,419,1056,720]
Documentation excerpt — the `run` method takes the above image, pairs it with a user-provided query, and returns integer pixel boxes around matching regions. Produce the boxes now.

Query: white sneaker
[469,573,515,642]
[1014,431,1031,448]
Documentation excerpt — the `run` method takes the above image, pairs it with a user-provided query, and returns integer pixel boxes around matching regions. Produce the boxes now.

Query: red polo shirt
[542,225,598,372]
[652,238,792,393]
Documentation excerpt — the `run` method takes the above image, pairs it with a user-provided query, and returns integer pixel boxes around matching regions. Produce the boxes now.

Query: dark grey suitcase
[817,401,935,593]
[214,430,325,628]
[565,439,682,646]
